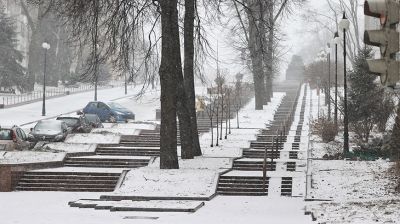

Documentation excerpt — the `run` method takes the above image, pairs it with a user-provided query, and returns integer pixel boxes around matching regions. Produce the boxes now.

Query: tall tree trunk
[259,0,270,104]
[183,0,202,156]
[391,105,400,159]
[159,0,180,169]
[27,30,40,91]
[247,0,266,110]
[265,0,274,101]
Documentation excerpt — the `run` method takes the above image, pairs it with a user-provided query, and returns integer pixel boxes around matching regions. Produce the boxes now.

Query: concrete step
[15,186,114,192]
[16,171,120,192]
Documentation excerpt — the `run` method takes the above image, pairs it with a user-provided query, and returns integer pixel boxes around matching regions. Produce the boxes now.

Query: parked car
[0,125,32,150]
[28,120,70,142]
[82,101,135,122]
[84,114,104,128]
[56,114,92,133]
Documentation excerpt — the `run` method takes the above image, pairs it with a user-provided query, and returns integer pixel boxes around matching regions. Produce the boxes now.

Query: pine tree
[347,48,393,142]
[0,10,25,92]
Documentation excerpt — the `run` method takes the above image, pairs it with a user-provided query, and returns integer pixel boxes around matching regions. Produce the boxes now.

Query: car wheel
[108,116,117,123]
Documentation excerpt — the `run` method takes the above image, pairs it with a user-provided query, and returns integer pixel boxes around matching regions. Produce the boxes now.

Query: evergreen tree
[0,10,25,92]
[347,48,393,142]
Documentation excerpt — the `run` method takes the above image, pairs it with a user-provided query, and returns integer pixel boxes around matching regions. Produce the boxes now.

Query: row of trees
[2,0,304,168]
[42,0,304,169]
[230,0,305,109]
[0,1,159,92]
[206,73,245,147]
[0,10,25,92]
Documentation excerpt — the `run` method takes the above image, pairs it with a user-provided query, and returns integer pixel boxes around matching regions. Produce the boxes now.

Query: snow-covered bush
[312,116,338,143]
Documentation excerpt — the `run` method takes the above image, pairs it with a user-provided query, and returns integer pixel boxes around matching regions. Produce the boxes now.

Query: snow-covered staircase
[15,171,120,192]
[64,156,150,168]
[217,176,270,196]
[217,82,308,197]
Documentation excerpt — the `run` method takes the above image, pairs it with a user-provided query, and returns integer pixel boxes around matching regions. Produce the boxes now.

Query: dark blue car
[82,101,135,122]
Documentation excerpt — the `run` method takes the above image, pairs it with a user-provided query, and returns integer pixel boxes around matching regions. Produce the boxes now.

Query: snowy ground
[0,151,65,164]
[112,167,219,198]
[0,85,318,223]
[305,88,400,223]
[0,192,312,224]
[199,92,285,158]
[91,122,157,135]
[64,133,121,144]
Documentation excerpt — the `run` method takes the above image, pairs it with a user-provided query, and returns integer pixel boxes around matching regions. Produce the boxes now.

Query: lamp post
[339,12,350,155]
[94,44,99,101]
[41,42,50,116]
[124,72,127,95]
[333,32,340,128]
[326,43,331,120]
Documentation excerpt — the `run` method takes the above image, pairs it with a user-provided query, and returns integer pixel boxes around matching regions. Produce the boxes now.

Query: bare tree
[206,86,217,147]
[302,0,362,65]
[234,73,243,128]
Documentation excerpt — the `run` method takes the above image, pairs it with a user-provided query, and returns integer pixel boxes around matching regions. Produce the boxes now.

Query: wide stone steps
[281,177,293,196]
[242,150,281,159]
[217,176,269,196]
[96,147,160,157]
[287,162,296,171]
[64,157,149,168]
[15,172,120,192]
[257,135,288,142]
[233,161,276,171]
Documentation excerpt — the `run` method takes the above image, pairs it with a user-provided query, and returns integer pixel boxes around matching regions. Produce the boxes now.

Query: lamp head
[42,42,50,50]
[339,12,350,31]
[333,32,340,44]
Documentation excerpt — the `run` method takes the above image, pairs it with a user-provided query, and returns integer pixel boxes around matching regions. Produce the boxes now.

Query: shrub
[312,116,338,143]
[352,134,392,160]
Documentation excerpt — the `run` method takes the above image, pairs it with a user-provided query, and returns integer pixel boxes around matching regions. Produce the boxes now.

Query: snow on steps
[69,199,205,212]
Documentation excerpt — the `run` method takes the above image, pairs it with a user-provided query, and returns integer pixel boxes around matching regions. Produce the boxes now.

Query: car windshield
[34,121,61,131]
[0,129,12,140]
[108,102,125,110]
[57,118,79,126]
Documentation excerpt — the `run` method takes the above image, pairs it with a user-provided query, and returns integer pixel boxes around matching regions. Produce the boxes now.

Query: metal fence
[0,82,122,108]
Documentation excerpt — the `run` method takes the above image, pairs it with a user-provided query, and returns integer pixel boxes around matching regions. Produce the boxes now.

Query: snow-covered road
[0,86,160,127]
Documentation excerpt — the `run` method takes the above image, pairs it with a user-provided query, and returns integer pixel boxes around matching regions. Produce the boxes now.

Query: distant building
[285,55,305,81]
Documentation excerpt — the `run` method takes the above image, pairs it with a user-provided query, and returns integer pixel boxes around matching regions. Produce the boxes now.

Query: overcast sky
[201,0,325,84]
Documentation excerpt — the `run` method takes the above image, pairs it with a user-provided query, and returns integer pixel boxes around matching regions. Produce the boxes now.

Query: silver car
[28,120,70,142]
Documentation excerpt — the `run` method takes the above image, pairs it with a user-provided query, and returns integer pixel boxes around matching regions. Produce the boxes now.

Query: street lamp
[333,32,340,128]
[326,43,331,120]
[339,12,350,155]
[94,43,99,101]
[124,72,127,95]
[41,42,50,116]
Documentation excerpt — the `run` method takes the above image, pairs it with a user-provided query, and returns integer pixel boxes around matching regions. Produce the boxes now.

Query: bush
[322,141,344,160]
[312,116,338,143]
[352,135,392,160]
[394,160,400,192]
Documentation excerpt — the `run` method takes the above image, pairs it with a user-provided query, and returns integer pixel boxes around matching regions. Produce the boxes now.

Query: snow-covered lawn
[0,151,65,164]
[39,142,97,153]
[91,122,157,135]
[65,133,121,144]
[309,160,396,201]
[199,92,285,158]
[112,167,219,198]
[149,157,233,170]
[306,87,400,223]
